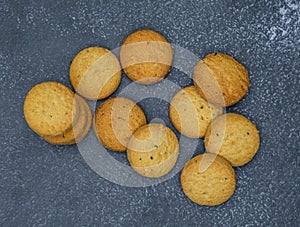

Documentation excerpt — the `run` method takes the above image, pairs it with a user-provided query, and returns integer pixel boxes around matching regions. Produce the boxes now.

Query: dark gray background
[1,0,299,226]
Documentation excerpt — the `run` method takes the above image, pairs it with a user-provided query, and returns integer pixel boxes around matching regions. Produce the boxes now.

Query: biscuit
[70,46,122,100]
[169,86,223,138]
[127,123,179,178]
[120,29,173,85]
[181,153,236,206]
[24,81,78,136]
[204,113,260,166]
[94,97,147,151]
[42,95,92,145]
[193,52,249,107]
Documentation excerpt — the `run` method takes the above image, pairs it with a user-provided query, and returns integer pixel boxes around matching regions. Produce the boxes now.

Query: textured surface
[181,153,236,206]
[0,0,299,226]
[23,81,77,136]
[120,29,173,85]
[43,95,92,145]
[127,124,179,178]
[204,113,260,166]
[70,46,121,100]
[169,86,222,138]
[94,97,147,151]
[193,52,249,106]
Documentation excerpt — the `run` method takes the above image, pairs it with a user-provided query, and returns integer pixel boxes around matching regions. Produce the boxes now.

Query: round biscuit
[24,81,78,136]
[181,153,236,206]
[193,52,249,107]
[120,29,173,85]
[127,123,179,178]
[204,113,260,166]
[169,86,223,138]
[70,46,121,100]
[93,97,147,151]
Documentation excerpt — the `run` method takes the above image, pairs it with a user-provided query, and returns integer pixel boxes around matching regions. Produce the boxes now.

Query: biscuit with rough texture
[127,123,179,178]
[43,95,92,145]
[193,52,249,107]
[181,153,236,206]
[204,113,260,166]
[94,97,147,151]
[70,46,121,100]
[169,86,223,138]
[120,29,173,85]
[24,81,78,136]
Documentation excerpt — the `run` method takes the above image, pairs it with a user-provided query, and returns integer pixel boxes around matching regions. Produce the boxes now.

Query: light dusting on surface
[267,0,300,48]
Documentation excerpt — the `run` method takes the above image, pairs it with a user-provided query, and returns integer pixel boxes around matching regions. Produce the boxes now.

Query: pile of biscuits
[24,29,260,206]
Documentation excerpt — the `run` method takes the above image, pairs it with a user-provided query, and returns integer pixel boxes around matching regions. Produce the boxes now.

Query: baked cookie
[169,86,223,138]
[24,81,78,136]
[127,123,179,178]
[193,52,249,107]
[181,153,236,206]
[94,97,147,151]
[120,29,173,85]
[204,113,260,166]
[70,46,122,100]
[43,95,92,145]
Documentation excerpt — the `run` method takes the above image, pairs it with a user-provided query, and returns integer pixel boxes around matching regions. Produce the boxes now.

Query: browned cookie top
[204,113,260,166]
[70,46,121,100]
[120,29,173,85]
[193,52,249,107]
[127,123,179,178]
[94,97,147,152]
[169,86,223,138]
[181,153,236,206]
[24,81,78,136]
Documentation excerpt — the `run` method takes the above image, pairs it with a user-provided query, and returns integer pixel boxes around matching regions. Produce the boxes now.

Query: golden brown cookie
[42,95,92,145]
[127,123,179,178]
[181,153,236,206]
[94,97,147,151]
[169,86,223,138]
[24,81,78,136]
[120,29,173,85]
[70,46,122,100]
[204,113,260,166]
[193,52,249,107]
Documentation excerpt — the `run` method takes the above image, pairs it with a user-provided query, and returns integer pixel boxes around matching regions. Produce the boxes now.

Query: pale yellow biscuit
[169,86,223,138]
[94,97,147,152]
[120,29,173,85]
[181,153,236,206]
[127,123,179,178]
[24,81,78,136]
[42,95,92,145]
[70,46,122,100]
[204,113,260,166]
[193,52,249,107]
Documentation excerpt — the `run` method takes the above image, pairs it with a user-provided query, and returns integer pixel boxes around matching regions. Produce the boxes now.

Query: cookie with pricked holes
[127,123,179,178]
[204,113,260,166]
[169,86,223,138]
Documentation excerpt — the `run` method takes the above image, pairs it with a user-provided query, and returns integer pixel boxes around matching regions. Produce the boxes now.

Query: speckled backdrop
[0,0,299,226]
